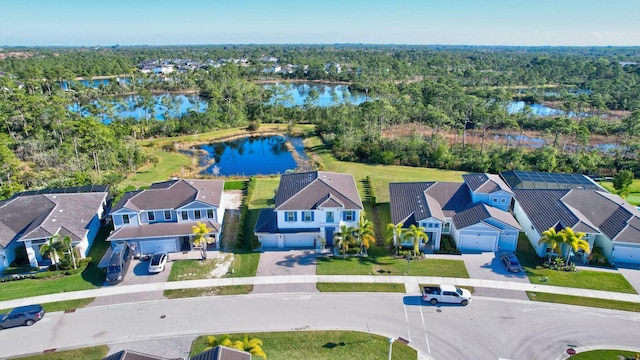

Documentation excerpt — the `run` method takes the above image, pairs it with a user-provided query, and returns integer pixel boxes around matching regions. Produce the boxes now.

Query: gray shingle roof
[102,349,169,360]
[107,220,220,241]
[453,203,522,230]
[275,171,362,211]
[255,209,278,233]
[0,192,108,247]
[514,189,640,244]
[190,346,251,360]
[112,179,223,213]
[390,182,471,225]
[462,173,513,195]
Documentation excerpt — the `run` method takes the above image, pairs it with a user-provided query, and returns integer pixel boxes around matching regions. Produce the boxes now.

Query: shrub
[10,246,29,267]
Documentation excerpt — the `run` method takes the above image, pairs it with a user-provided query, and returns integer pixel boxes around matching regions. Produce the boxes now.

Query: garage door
[459,234,496,252]
[140,239,177,254]
[614,246,640,264]
[259,235,278,248]
[498,234,518,252]
[284,234,315,248]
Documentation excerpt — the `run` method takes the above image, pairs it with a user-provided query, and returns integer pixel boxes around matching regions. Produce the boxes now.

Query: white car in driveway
[148,252,168,274]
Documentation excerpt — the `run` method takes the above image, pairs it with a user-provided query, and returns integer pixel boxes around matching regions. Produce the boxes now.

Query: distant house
[0,186,109,271]
[255,171,364,249]
[512,188,640,264]
[389,173,521,253]
[107,179,224,255]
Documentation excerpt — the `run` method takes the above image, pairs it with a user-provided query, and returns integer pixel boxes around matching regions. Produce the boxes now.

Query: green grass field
[189,331,416,360]
[13,346,109,360]
[317,256,469,278]
[527,292,640,312]
[570,349,639,360]
[307,136,466,202]
[250,177,280,209]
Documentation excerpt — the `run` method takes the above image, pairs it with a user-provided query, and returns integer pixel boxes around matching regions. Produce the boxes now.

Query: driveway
[613,262,640,293]
[251,250,318,294]
[89,257,172,307]
[461,252,530,300]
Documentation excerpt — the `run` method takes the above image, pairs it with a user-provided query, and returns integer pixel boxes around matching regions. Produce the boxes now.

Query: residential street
[2,293,640,360]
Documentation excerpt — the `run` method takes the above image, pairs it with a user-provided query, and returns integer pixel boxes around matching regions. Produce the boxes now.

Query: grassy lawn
[307,136,466,203]
[123,150,192,189]
[316,282,406,292]
[190,330,416,360]
[599,179,640,206]
[517,234,637,293]
[0,226,111,303]
[164,252,259,298]
[317,256,469,278]
[570,349,639,360]
[250,177,280,209]
[13,346,108,360]
[527,292,640,312]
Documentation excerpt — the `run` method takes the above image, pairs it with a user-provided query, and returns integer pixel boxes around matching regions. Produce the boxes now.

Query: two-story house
[107,179,224,255]
[389,173,521,253]
[0,186,109,271]
[254,171,364,249]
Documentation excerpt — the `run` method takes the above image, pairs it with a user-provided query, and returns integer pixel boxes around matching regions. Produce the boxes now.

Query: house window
[194,210,201,220]
[302,211,314,222]
[207,209,214,219]
[427,223,434,228]
[443,222,450,233]
[492,198,498,203]
[326,212,334,223]
[285,211,296,222]
[500,198,507,203]
[122,214,130,224]
[434,223,440,228]
[181,211,188,220]
[148,211,155,221]
[164,210,171,220]
[343,211,355,221]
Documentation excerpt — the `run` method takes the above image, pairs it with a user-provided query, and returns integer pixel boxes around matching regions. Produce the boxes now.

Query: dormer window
[194,210,201,220]
[207,209,214,219]
[148,211,155,221]
[164,210,171,220]
[123,214,130,224]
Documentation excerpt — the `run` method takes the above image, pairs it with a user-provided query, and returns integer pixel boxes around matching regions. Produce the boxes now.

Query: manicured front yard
[570,349,639,360]
[317,282,406,292]
[527,292,640,312]
[317,255,469,278]
[190,331,416,360]
[517,234,637,294]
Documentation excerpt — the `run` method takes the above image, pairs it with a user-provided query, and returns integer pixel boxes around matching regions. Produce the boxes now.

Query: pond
[195,135,307,176]
[263,82,368,107]
[506,101,588,117]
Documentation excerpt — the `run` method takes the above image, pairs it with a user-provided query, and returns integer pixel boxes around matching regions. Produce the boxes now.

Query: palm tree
[192,221,212,260]
[40,235,66,271]
[238,334,267,359]
[560,227,590,266]
[538,227,564,265]
[401,224,429,258]
[385,221,404,255]
[356,213,376,255]
[60,235,77,269]
[334,224,357,259]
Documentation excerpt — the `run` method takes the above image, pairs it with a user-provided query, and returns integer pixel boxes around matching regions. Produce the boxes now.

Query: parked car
[422,284,472,306]
[148,252,168,273]
[106,242,132,284]
[501,253,523,272]
[0,305,45,330]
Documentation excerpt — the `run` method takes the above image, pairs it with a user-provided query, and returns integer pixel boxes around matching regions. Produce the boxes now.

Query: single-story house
[255,171,364,249]
[389,173,521,253]
[107,179,224,255]
[513,188,640,264]
[0,186,109,271]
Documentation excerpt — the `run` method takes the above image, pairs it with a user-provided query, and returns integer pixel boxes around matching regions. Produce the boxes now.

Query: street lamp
[387,337,394,360]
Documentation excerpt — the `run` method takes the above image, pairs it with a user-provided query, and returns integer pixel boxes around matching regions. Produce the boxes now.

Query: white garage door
[459,234,496,252]
[259,235,279,248]
[284,234,315,248]
[614,246,640,264]
[140,239,177,254]
[498,235,518,252]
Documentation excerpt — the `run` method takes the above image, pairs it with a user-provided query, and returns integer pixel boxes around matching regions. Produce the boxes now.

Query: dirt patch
[210,253,235,278]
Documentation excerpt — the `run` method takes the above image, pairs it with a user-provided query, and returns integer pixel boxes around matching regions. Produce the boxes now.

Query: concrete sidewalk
[2,274,640,310]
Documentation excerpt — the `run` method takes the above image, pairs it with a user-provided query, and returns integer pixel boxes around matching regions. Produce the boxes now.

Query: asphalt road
[2,294,640,360]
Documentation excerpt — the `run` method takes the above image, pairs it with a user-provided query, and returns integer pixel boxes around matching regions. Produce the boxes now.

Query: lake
[264,82,367,107]
[196,135,307,176]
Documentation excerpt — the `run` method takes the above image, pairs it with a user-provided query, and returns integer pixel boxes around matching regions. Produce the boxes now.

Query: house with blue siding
[0,186,109,271]
[389,173,521,253]
[254,171,363,249]
[108,179,224,255]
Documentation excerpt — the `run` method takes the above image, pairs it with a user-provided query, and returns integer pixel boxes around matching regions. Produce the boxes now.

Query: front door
[325,228,335,246]
[181,236,191,252]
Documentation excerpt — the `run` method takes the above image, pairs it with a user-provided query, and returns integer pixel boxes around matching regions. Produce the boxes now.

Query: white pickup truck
[422,284,472,306]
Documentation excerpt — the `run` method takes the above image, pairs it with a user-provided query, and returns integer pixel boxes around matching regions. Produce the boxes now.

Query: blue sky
[2,0,640,46]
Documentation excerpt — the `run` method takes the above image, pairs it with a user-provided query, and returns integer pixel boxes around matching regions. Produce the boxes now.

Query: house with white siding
[254,171,363,249]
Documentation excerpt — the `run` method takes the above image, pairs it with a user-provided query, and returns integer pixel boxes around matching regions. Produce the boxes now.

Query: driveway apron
[462,252,531,300]
[252,250,318,293]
